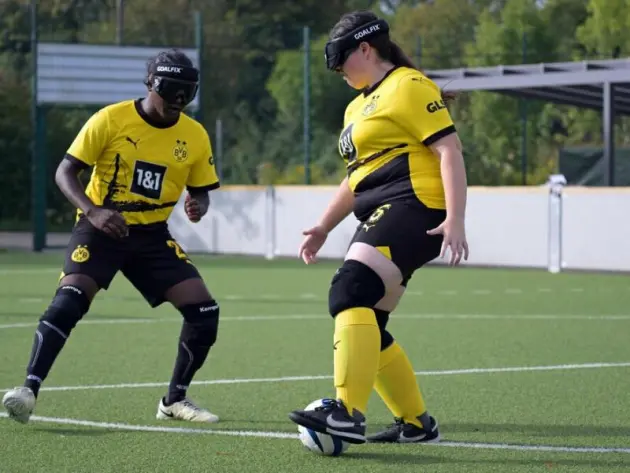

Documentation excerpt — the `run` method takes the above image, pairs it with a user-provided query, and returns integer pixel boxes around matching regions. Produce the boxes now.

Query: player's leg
[366,207,445,444]
[2,219,121,423]
[368,288,440,444]
[121,234,219,423]
[289,241,398,444]
[289,205,407,444]
[157,277,219,422]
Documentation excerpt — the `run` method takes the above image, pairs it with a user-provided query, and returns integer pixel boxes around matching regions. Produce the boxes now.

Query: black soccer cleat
[289,398,367,444]
[367,414,441,444]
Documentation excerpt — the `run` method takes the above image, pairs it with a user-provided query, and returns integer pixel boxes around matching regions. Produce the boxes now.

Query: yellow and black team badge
[70,245,90,263]
[362,94,379,116]
[173,139,189,163]
[362,204,391,232]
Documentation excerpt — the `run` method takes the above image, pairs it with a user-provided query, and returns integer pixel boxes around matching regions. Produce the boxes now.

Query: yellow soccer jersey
[66,99,220,226]
[339,66,455,220]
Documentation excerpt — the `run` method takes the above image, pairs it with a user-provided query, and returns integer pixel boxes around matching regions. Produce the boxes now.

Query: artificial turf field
[0,251,629,472]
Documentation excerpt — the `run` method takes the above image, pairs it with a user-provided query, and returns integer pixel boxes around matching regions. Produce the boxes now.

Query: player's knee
[179,300,220,346]
[328,260,385,317]
[40,285,91,336]
[59,274,99,300]
[373,309,394,350]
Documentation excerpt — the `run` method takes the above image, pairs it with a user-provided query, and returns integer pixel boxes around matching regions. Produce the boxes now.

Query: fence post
[303,26,311,185]
[30,0,47,252]
[215,118,223,182]
[116,0,124,45]
[194,11,204,124]
[547,174,566,273]
[265,186,276,260]
[520,31,528,185]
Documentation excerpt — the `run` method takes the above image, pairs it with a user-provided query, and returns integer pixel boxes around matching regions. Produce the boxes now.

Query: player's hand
[185,194,203,223]
[86,207,128,239]
[426,217,469,266]
[298,225,328,265]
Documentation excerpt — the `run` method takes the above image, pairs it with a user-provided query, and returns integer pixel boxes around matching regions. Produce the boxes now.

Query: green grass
[0,252,629,472]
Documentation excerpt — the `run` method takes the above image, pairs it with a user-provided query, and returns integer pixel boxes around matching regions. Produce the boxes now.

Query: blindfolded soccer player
[3,49,223,425]
[289,11,469,445]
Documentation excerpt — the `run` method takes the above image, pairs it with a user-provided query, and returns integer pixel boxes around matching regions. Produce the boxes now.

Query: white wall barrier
[167,184,630,272]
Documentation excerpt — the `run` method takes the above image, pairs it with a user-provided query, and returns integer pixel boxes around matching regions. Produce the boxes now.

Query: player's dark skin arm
[55,158,128,239]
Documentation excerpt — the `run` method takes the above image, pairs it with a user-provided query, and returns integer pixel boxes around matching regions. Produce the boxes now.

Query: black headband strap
[348,19,389,42]
[324,19,390,70]
[150,63,199,82]
[329,19,389,50]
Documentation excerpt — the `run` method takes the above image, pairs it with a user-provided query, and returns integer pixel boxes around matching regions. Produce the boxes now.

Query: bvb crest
[173,139,189,162]
[70,245,90,263]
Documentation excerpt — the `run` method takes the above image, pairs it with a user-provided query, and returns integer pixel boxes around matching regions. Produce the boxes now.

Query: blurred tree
[576,0,630,59]
[463,0,557,184]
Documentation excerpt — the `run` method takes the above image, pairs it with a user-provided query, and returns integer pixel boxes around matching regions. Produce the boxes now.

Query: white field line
[2,313,630,330]
[0,413,628,454]
[2,362,629,394]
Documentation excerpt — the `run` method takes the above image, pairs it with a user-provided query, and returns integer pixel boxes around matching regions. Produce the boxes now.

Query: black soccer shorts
[62,216,201,307]
[349,200,446,285]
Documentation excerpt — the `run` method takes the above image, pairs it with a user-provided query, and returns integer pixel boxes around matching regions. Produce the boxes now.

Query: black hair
[145,48,194,84]
[330,11,456,103]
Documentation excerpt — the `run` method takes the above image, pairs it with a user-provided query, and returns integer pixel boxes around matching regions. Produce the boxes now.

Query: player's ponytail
[388,40,416,70]
[388,39,456,104]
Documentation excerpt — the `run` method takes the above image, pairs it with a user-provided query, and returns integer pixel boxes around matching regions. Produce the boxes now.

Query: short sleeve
[186,131,220,192]
[394,76,456,146]
[66,109,111,167]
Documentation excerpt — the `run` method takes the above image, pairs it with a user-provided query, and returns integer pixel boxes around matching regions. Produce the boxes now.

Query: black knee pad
[374,309,395,350]
[328,260,386,317]
[40,285,91,336]
[179,300,220,347]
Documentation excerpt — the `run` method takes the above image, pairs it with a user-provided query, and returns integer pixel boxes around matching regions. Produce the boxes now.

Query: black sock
[24,321,69,397]
[166,322,213,405]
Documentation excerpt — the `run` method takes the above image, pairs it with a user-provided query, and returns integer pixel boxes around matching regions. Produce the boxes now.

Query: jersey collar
[362,66,400,97]
[134,99,180,129]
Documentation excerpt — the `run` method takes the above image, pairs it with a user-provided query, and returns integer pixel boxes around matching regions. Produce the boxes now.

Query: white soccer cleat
[2,387,36,424]
[156,397,219,423]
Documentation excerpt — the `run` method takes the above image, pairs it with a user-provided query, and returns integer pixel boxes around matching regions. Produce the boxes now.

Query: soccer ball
[297,399,351,456]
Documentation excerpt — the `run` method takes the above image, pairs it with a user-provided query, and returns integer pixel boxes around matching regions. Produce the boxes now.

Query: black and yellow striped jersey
[339,66,455,220]
[66,99,220,226]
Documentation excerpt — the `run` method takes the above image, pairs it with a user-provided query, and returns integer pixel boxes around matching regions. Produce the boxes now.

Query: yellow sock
[374,342,427,428]
[334,307,380,415]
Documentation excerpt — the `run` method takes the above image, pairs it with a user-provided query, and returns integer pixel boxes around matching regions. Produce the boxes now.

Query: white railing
[167,180,630,272]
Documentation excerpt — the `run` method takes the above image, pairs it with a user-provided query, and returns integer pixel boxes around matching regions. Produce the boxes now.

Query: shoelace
[314,398,340,412]
[181,399,202,411]
[387,417,406,431]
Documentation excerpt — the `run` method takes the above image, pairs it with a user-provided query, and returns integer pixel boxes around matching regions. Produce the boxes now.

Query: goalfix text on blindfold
[148,63,200,105]
[324,19,390,71]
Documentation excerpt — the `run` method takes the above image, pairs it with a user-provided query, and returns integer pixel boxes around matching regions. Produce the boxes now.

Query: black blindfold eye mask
[149,63,199,105]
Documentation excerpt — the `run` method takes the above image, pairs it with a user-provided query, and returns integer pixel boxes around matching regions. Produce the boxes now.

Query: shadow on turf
[33,426,112,437]
[0,292,326,307]
[441,422,630,438]
[345,452,629,469]
[233,421,630,441]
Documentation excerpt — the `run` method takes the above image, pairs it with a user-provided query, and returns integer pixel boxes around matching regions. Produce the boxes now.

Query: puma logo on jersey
[126,136,139,148]
[426,100,446,113]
